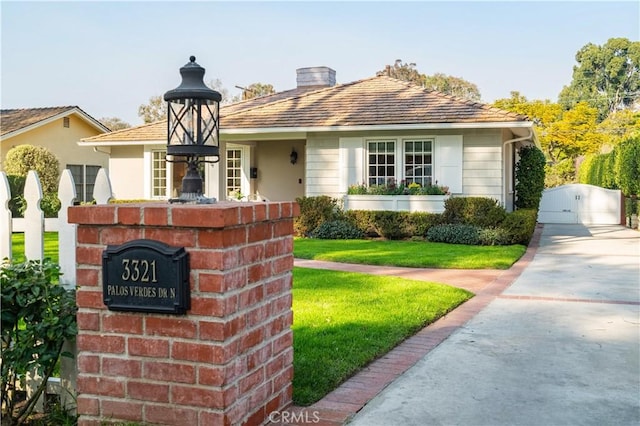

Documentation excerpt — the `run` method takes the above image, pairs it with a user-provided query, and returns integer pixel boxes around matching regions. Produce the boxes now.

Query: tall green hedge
[515,145,546,209]
[578,135,639,195]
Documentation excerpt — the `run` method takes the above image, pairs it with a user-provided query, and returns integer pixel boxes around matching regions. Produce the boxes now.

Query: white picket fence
[0,167,113,412]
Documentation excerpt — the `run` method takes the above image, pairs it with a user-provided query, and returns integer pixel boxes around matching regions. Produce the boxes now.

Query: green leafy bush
[478,227,513,246]
[311,220,365,239]
[500,209,538,245]
[1,259,77,424]
[426,224,481,245]
[295,196,342,236]
[515,145,546,209]
[405,212,445,237]
[443,197,506,227]
[370,211,410,240]
[614,136,640,196]
[4,145,60,194]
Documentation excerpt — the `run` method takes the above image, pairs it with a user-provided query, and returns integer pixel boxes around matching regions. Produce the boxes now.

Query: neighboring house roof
[0,106,109,140]
[81,75,533,144]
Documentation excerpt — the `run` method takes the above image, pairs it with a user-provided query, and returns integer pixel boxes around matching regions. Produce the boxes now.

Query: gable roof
[81,76,532,144]
[1,106,109,139]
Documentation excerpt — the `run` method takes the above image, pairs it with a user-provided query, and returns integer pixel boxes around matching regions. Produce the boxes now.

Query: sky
[1,1,638,127]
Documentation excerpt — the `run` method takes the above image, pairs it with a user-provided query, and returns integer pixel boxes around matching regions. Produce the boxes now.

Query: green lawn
[294,238,526,269]
[10,233,486,406]
[9,232,59,264]
[292,267,472,405]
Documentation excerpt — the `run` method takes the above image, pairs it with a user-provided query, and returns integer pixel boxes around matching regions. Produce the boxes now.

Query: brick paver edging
[268,224,544,426]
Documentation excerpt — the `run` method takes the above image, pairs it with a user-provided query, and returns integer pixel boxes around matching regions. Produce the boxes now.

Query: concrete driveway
[348,224,639,426]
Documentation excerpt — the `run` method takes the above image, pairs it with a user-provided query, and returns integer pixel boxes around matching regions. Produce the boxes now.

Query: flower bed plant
[347,179,449,196]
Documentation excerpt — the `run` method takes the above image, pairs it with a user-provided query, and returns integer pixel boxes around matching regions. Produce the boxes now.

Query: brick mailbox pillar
[68,202,298,426]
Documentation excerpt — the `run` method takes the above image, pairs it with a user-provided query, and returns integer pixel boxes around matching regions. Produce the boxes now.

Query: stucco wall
[253,140,305,201]
[1,115,109,172]
[109,145,145,200]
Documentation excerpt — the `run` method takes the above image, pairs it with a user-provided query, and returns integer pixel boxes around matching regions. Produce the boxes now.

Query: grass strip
[294,238,525,269]
[292,267,473,405]
[9,232,59,264]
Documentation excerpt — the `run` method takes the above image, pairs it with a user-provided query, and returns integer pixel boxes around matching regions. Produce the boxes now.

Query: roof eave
[221,121,534,135]
[1,107,110,141]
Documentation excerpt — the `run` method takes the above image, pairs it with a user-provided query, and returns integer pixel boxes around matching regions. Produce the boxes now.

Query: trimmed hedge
[579,134,640,196]
[311,220,364,240]
[295,196,537,245]
[295,196,341,236]
[443,197,506,227]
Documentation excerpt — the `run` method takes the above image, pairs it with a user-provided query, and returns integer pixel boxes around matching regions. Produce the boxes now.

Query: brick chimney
[296,66,336,88]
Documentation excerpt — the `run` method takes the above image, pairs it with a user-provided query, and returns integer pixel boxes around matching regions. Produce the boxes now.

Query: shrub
[500,209,538,245]
[515,145,546,209]
[443,197,506,228]
[311,220,365,239]
[426,224,481,245]
[405,212,445,237]
[478,227,513,246]
[1,259,77,424]
[344,210,377,237]
[295,196,342,236]
[4,145,60,194]
[370,211,410,240]
[614,136,640,196]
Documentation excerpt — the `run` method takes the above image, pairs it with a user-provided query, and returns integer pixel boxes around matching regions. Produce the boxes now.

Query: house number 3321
[121,259,158,283]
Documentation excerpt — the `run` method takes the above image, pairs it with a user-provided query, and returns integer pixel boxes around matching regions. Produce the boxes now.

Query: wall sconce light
[290,149,298,165]
[165,56,221,203]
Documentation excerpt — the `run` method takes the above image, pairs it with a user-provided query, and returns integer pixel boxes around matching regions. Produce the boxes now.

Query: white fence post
[0,172,12,262]
[57,169,77,290]
[93,168,113,205]
[24,170,44,261]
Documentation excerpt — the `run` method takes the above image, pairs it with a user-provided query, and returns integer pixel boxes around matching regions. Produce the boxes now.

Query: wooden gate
[538,184,621,224]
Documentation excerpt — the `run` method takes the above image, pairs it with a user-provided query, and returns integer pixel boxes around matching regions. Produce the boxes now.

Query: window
[67,164,101,202]
[152,150,167,197]
[63,117,70,128]
[404,139,433,186]
[226,148,243,197]
[367,140,395,186]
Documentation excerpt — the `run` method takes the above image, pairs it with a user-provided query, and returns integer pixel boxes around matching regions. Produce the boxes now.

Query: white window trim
[144,146,170,200]
[226,144,251,199]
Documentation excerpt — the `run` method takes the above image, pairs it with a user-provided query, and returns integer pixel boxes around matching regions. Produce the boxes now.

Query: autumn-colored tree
[558,37,640,121]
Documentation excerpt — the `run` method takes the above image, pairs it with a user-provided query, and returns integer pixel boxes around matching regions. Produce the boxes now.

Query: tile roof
[82,76,530,143]
[221,76,529,128]
[1,106,78,136]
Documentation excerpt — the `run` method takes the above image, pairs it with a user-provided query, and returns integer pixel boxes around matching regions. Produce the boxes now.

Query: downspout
[503,128,534,210]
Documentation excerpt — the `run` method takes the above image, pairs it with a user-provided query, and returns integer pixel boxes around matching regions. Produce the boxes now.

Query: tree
[4,145,59,194]
[558,37,640,121]
[596,109,640,148]
[377,59,423,85]
[377,60,482,101]
[239,83,276,100]
[138,95,167,124]
[422,73,481,101]
[99,116,131,131]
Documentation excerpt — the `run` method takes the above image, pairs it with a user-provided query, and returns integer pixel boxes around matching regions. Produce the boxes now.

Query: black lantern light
[165,56,222,203]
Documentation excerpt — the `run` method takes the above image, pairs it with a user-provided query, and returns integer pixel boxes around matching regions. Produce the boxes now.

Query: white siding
[306,134,340,197]
[462,135,503,204]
